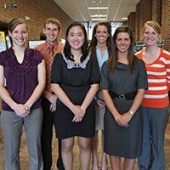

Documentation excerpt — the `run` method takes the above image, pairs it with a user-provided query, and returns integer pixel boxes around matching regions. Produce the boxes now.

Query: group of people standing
[0,16,169,170]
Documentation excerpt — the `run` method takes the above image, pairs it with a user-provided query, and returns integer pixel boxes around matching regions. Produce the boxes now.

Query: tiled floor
[0,119,169,170]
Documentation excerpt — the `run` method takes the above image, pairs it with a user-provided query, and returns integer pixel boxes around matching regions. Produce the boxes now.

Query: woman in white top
[89,21,113,170]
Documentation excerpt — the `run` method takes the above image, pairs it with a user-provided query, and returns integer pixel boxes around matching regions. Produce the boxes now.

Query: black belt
[109,91,137,100]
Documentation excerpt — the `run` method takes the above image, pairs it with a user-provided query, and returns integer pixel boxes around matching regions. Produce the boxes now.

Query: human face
[143,25,160,46]
[43,23,60,43]
[95,25,109,45]
[116,32,131,53]
[67,26,85,51]
[9,24,28,47]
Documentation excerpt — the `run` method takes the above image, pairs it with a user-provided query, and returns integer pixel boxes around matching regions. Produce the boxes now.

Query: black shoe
[56,157,65,170]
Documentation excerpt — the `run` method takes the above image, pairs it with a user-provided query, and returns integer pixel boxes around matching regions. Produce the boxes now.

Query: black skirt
[54,85,96,139]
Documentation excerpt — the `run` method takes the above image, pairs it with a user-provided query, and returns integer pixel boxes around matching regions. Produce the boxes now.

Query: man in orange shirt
[36,17,65,170]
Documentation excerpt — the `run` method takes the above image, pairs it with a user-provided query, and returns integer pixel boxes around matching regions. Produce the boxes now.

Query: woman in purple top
[0,18,46,170]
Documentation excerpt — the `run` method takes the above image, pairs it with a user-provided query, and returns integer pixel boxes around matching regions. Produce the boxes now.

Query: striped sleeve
[136,49,170,108]
[161,49,170,91]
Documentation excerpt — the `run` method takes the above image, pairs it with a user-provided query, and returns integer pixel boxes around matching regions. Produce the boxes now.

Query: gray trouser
[138,106,169,170]
[1,108,43,170]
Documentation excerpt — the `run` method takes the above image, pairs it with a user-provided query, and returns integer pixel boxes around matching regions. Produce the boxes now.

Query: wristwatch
[129,111,134,115]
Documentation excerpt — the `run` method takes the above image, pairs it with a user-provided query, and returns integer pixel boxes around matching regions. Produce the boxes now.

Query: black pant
[57,139,65,169]
[41,98,64,170]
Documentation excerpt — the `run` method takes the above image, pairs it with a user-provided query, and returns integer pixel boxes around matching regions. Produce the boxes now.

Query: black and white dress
[51,53,100,139]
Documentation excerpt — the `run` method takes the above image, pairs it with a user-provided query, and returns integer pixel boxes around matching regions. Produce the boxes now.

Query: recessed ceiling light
[88,7,108,10]
[91,14,107,18]
[91,18,107,21]
[92,0,101,3]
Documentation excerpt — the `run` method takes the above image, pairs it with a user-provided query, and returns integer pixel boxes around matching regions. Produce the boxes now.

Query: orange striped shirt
[136,48,170,108]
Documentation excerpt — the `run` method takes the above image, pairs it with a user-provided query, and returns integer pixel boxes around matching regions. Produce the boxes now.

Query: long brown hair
[108,25,136,72]
[89,21,113,59]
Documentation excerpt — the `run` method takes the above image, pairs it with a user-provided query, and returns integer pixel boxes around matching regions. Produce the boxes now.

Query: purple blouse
[0,48,43,111]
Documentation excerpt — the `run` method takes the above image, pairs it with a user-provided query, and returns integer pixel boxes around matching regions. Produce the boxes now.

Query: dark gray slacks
[138,106,169,170]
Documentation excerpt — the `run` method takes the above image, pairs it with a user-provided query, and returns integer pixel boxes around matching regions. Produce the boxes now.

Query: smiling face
[67,25,85,51]
[43,23,60,44]
[143,25,160,46]
[116,32,131,54]
[95,25,109,45]
[8,23,28,47]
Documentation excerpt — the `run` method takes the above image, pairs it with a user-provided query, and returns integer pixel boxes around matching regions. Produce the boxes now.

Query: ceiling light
[91,14,107,18]
[122,17,128,20]
[91,18,107,21]
[92,0,101,3]
[88,7,108,10]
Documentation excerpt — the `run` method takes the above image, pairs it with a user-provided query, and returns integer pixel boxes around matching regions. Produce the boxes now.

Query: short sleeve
[33,49,44,64]
[136,59,148,90]
[100,61,109,90]
[51,53,63,84]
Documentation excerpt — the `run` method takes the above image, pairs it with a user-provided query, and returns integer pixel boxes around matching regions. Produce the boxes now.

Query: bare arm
[102,89,145,127]
[72,83,99,122]
[0,66,29,117]
[127,88,145,115]
[81,84,99,111]
[51,83,85,121]
[25,59,46,110]
[43,90,57,112]
[102,89,121,121]
[117,88,145,126]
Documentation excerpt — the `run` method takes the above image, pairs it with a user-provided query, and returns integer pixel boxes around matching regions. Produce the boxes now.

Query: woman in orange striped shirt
[136,21,170,170]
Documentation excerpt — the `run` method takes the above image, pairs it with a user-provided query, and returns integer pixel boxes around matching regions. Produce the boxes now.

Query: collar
[62,53,90,69]
[45,41,59,50]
